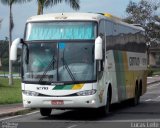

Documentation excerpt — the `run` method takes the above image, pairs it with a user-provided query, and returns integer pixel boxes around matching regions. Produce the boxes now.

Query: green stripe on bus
[114,51,126,100]
[114,51,121,101]
[62,85,73,90]
[53,85,73,90]
[119,51,126,99]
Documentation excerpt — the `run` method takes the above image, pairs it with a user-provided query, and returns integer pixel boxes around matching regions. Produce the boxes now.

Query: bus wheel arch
[98,83,112,116]
[105,83,112,114]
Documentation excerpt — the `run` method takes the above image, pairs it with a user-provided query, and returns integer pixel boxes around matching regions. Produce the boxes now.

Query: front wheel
[99,90,111,116]
[40,108,52,117]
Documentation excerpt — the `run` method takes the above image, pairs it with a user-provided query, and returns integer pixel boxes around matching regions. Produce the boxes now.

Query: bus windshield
[22,42,96,84]
[25,22,97,40]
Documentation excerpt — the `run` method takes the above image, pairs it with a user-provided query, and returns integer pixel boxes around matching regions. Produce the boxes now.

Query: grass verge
[147,67,160,76]
[0,78,22,104]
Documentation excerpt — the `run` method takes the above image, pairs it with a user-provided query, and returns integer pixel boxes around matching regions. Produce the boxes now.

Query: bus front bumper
[22,94,101,109]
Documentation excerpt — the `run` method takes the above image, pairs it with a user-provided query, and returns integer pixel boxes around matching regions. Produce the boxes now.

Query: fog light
[27,101,31,104]
[91,100,95,104]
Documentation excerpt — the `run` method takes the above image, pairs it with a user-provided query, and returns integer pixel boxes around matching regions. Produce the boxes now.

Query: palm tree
[37,0,80,15]
[0,0,32,85]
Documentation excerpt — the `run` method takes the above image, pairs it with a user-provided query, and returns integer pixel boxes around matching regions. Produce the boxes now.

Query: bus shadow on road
[40,100,160,121]
[41,109,105,121]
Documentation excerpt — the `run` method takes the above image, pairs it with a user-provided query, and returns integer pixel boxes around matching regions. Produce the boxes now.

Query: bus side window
[105,21,113,51]
[99,20,105,60]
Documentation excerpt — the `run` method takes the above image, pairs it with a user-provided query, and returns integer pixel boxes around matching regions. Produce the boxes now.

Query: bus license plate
[51,100,64,105]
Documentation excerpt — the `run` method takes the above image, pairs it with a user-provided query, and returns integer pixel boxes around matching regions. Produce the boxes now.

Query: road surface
[0,82,160,128]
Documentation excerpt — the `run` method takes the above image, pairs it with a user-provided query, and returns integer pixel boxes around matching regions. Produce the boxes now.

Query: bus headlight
[22,90,39,96]
[77,89,96,96]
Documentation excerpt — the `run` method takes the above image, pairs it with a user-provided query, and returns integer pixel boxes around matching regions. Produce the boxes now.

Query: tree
[125,0,160,66]
[0,0,32,85]
[125,1,154,25]
[124,0,160,44]
[37,0,80,15]
[0,39,9,69]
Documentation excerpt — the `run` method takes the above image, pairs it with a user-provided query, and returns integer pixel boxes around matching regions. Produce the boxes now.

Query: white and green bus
[10,13,147,116]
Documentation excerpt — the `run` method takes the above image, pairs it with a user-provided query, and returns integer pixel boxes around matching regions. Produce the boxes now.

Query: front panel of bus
[21,21,103,108]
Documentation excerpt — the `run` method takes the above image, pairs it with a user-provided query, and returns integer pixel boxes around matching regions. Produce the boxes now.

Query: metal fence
[0,65,21,78]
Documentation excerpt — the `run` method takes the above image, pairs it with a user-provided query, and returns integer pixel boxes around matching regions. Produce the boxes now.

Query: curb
[0,108,37,118]
[147,81,160,85]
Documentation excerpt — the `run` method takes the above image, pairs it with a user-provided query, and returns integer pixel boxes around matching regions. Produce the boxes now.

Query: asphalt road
[1,82,160,128]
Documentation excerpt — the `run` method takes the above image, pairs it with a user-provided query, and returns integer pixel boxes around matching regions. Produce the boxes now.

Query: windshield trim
[22,80,97,85]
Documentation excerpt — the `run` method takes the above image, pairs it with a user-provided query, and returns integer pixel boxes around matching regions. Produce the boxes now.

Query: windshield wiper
[39,57,56,83]
[61,58,76,81]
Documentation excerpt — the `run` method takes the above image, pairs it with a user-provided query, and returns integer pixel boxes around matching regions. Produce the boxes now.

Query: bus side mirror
[10,38,22,61]
[95,36,103,60]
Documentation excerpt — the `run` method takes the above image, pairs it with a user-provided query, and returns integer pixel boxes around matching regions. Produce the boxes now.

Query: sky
[0,0,153,40]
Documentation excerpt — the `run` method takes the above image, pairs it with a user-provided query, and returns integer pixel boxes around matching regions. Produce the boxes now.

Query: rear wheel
[40,108,52,117]
[131,85,140,106]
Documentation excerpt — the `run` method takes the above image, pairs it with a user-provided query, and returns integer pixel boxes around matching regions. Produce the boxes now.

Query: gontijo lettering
[129,57,140,66]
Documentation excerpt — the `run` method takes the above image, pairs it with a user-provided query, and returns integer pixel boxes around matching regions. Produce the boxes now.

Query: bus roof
[27,12,144,31]
[27,13,104,22]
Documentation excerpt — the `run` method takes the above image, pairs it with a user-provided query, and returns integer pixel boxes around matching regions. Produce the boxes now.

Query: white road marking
[25,111,39,116]
[0,115,22,121]
[67,125,78,128]
[147,83,160,89]
[154,96,160,101]
[146,91,160,94]
[32,119,160,123]
[148,77,153,78]
[145,99,152,102]
[144,96,160,102]
[0,115,160,123]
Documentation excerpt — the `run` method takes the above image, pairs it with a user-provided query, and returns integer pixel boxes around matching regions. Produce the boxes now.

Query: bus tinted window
[26,22,97,40]
[104,21,146,53]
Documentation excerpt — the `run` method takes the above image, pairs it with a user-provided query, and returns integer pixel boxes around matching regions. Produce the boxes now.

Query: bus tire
[99,88,111,116]
[139,80,142,96]
[131,85,140,106]
[40,108,52,116]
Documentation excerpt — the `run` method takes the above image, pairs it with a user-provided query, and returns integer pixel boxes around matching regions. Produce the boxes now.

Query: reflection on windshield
[23,42,96,83]
[61,57,76,81]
